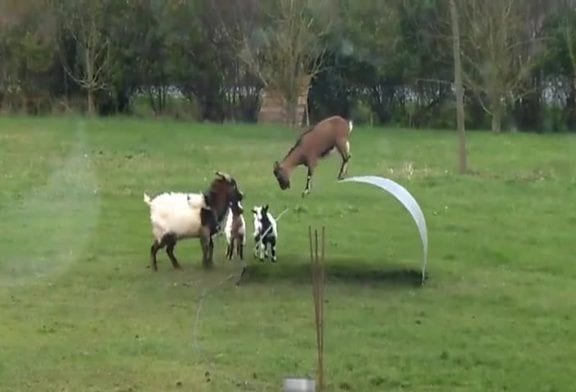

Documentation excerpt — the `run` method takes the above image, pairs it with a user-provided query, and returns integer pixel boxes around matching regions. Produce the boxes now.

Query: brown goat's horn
[215,171,231,181]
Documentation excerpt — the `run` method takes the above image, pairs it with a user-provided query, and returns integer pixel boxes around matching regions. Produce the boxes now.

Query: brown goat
[273,115,353,196]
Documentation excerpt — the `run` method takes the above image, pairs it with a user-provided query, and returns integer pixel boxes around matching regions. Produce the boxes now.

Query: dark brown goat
[273,115,353,196]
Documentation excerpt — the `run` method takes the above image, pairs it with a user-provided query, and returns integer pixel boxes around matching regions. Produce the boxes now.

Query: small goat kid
[224,200,246,261]
[252,204,278,262]
[273,115,353,197]
[143,172,243,270]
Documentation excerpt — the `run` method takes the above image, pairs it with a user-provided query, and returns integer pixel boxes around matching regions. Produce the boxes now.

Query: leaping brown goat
[273,115,353,197]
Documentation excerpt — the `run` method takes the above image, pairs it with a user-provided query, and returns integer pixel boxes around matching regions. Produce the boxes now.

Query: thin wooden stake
[309,225,326,392]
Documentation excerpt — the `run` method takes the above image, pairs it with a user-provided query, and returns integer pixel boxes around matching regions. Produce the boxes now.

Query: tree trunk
[450,0,467,174]
[491,103,502,133]
[87,88,95,116]
[285,98,298,127]
[258,88,287,124]
[569,77,576,129]
[258,79,310,127]
[284,77,310,127]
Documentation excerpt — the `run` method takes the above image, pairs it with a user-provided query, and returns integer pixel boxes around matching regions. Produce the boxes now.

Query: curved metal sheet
[339,175,428,284]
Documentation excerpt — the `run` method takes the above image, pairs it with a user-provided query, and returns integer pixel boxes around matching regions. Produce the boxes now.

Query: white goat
[142,172,244,270]
[224,200,246,261]
[252,204,278,262]
[143,192,219,270]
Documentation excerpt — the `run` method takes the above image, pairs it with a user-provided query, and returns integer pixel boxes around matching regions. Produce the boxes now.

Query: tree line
[1,0,576,132]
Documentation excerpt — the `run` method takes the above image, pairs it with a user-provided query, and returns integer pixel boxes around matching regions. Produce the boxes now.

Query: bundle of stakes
[309,226,326,392]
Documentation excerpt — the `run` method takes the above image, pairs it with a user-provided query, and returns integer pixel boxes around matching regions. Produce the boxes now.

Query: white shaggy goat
[273,115,353,197]
[252,204,278,262]
[224,200,246,261]
[143,172,243,270]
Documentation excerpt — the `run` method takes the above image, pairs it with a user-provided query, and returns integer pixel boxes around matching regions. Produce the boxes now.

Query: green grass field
[1,116,575,391]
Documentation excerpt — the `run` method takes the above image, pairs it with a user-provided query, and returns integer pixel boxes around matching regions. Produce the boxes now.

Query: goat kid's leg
[258,239,265,262]
[270,238,277,263]
[254,234,263,261]
[252,234,258,258]
[164,234,181,270]
[237,236,244,261]
[226,239,234,260]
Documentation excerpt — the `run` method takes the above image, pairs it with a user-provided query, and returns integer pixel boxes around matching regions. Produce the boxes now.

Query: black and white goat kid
[252,205,278,262]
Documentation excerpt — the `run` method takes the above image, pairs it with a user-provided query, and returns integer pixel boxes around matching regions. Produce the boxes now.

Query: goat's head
[210,171,244,205]
[251,205,262,219]
[251,204,269,224]
[273,161,290,190]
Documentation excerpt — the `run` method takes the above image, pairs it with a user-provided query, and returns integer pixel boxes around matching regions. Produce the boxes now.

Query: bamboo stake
[309,225,325,391]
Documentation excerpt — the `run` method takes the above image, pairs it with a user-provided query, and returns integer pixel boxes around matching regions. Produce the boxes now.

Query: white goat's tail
[348,120,354,133]
[143,193,152,206]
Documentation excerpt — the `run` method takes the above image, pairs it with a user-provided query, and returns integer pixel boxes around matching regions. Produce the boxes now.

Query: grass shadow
[238,254,426,288]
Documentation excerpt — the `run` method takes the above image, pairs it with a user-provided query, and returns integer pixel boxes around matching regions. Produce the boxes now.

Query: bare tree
[53,0,110,116]
[558,1,576,122]
[450,0,467,173]
[0,0,55,112]
[214,0,334,126]
[459,0,545,132]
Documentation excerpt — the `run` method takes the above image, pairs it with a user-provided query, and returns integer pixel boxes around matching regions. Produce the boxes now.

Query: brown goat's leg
[200,229,213,269]
[302,163,316,197]
[200,236,211,268]
[336,139,351,179]
[209,237,215,261]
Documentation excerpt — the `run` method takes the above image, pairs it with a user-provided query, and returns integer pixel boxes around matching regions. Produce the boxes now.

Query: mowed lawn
[1,116,575,392]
